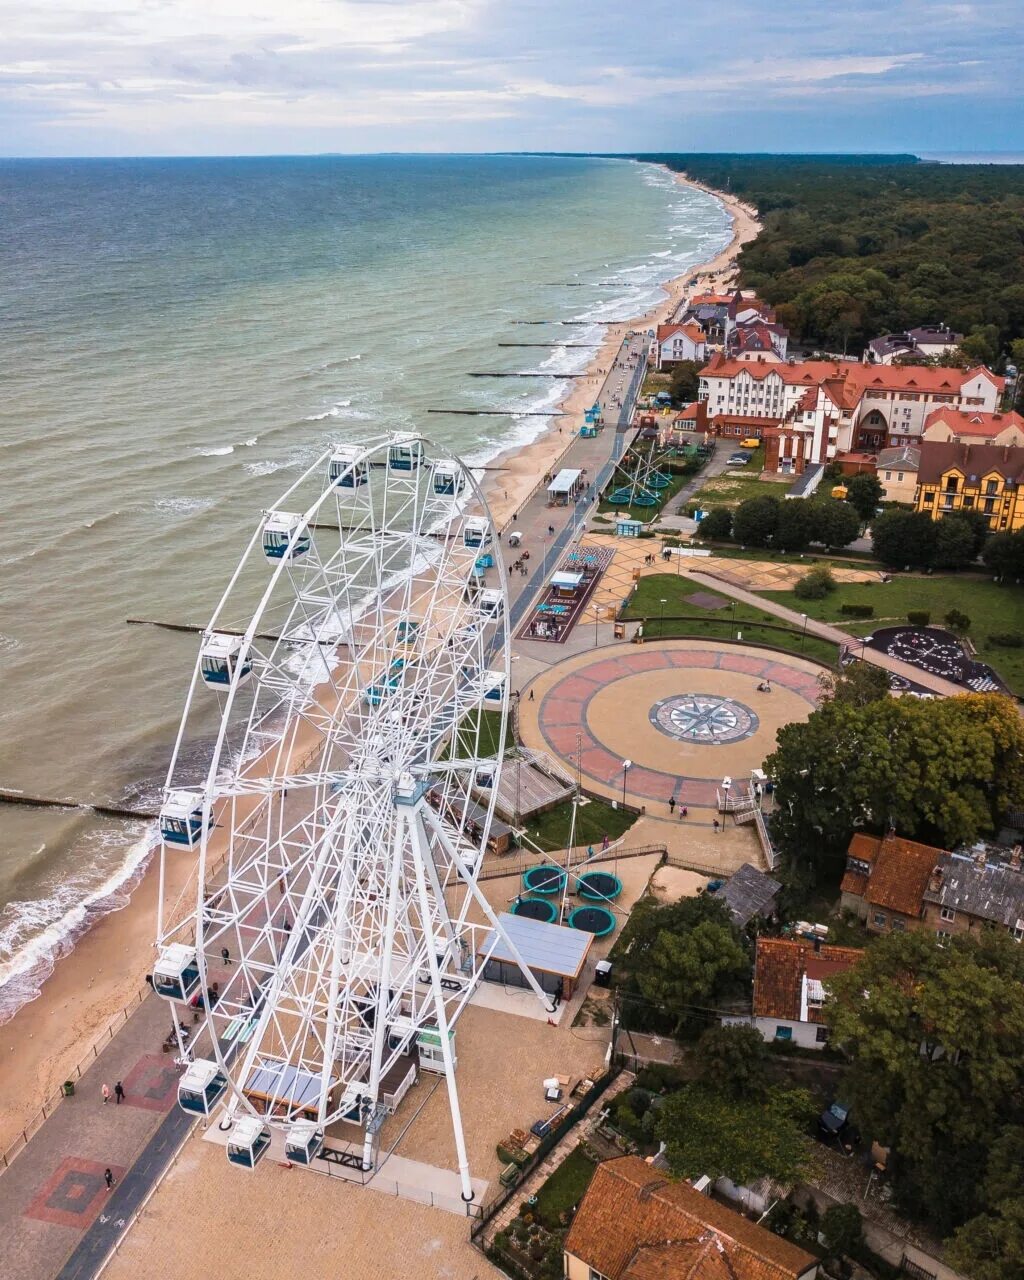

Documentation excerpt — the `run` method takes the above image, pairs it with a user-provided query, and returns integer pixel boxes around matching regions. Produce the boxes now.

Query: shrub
[988,632,1024,648]
[822,1202,864,1258]
[794,565,837,600]
[945,608,971,634]
[906,610,931,626]
[840,603,874,618]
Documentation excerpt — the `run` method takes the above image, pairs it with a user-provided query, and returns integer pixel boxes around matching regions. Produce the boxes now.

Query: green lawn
[621,574,839,668]
[686,472,791,513]
[533,1146,598,1228]
[445,708,514,760]
[525,796,637,853]
[760,576,1024,694]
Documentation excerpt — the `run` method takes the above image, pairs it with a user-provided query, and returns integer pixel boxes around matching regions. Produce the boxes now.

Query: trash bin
[594,960,614,988]
[62,1080,75,1098]
[614,622,625,640]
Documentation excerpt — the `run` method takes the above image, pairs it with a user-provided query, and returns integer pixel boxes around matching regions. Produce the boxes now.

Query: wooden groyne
[467,372,594,379]
[427,409,570,417]
[497,343,602,348]
[0,789,158,821]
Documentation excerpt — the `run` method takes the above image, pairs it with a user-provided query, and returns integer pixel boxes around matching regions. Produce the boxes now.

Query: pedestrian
[221,946,231,965]
[713,818,720,833]
[101,1083,110,1105]
[114,1080,125,1105]
[512,512,517,522]
[669,796,676,814]
[587,845,594,859]
[528,689,535,702]
[680,806,688,818]
[104,1169,115,1191]
[548,524,554,536]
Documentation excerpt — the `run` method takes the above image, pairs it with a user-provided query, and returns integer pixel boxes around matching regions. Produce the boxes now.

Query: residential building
[653,322,706,370]
[697,355,1002,476]
[876,444,920,502]
[865,325,963,365]
[914,441,1024,532]
[841,832,1024,943]
[564,1156,818,1280]
[730,321,788,362]
[749,937,861,1048]
[922,408,1024,448]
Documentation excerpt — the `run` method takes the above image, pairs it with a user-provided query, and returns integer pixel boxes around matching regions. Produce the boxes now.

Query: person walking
[713,818,720,834]
[669,796,676,815]
[101,1083,110,1105]
[114,1081,125,1105]
[528,689,535,702]
[104,1169,115,1191]
[221,946,231,966]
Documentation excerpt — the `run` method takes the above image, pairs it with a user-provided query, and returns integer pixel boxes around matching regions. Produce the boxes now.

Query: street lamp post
[593,604,601,648]
[801,612,809,651]
[621,759,632,810]
[659,598,667,638]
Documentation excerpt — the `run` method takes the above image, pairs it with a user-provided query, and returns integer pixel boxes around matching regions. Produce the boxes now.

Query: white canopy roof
[551,571,584,589]
[547,468,583,495]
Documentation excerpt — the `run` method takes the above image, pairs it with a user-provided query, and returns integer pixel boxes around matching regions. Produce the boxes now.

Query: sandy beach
[0,171,761,1155]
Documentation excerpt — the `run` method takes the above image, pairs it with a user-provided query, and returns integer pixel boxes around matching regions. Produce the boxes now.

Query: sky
[2,0,1022,158]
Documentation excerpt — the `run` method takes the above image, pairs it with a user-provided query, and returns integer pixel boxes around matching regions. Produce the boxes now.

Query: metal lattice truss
[156,433,553,1198]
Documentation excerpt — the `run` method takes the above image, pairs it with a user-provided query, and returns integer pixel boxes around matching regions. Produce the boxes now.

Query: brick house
[749,937,862,1049]
[841,833,1024,942]
[564,1156,818,1280]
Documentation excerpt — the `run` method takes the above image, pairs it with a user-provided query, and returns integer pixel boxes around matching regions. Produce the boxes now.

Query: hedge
[840,603,874,618]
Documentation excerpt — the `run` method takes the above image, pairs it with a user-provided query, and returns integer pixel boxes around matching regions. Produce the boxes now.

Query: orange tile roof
[753,937,862,1022]
[700,353,1001,396]
[839,870,869,897]
[658,322,706,343]
[565,1158,816,1280]
[858,834,945,917]
[924,408,1024,438]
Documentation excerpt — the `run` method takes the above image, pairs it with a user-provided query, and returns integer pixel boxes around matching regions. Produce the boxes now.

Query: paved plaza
[518,639,821,812]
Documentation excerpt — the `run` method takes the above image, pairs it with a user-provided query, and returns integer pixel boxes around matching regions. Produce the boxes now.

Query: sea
[0,153,731,1020]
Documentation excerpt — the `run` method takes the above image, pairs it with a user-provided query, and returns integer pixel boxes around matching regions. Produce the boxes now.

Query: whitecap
[193,445,234,457]
[153,497,215,516]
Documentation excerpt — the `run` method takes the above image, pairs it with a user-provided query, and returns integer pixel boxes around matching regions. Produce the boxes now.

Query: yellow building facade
[914,442,1024,532]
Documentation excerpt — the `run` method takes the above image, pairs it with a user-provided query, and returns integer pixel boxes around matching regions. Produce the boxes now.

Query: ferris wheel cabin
[262,511,311,561]
[482,670,506,703]
[159,791,211,847]
[153,944,201,1003]
[431,462,463,496]
[328,446,369,488]
[199,633,252,687]
[226,1116,272,1170]
[478,588,503,619]
[177,1059,228,1117]
[388,434,424,472]
[285,1121,325,1166]
[463,517,491,549]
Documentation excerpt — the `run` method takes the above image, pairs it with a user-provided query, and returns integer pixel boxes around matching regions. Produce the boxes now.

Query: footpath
[0,332,650,1280]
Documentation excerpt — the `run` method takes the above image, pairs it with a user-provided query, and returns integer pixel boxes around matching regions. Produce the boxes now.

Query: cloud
[0,0,1020,154]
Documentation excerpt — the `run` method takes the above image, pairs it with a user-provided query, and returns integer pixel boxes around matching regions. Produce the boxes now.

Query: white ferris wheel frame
[155,431,554,1201]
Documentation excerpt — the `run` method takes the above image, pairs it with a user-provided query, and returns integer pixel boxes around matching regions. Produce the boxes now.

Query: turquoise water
[0,154,730,1015]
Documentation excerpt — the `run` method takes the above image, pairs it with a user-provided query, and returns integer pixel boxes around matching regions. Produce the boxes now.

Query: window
[937,930,951,945]
[885,471,892,480]
[940,906,956,923]
[774,1025,793,1041]
[816,1027,830,1044]
[897,472,904,482]
[1012,924,1024,943]
[891,919,906,932]
[923,492,934,504]
[986,480,998,495]
[873,913,887,929]
[590,1270,610,1280]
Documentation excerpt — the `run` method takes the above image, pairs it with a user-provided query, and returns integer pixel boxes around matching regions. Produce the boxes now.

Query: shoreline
[0,169,762,1154]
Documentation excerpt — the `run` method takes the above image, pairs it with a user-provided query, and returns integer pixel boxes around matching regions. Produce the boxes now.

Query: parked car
[726,452,752,466]
[740,437,761,450]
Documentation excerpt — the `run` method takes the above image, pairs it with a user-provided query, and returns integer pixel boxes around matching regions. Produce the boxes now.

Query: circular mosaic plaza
[649,694,759,746]
[518,641,823,811]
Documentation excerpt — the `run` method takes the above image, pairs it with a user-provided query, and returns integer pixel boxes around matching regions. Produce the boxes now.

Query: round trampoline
[523,864,567,896]
[568,905,616,937]
[512,897,558,923]
[577,871,623,902]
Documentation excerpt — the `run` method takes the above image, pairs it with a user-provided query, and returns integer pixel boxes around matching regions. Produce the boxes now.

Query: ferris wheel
[152,432,553,1199]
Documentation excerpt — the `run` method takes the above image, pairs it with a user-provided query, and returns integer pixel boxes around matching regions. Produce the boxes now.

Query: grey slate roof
[924,852,1024,929]
[720,863,782,928]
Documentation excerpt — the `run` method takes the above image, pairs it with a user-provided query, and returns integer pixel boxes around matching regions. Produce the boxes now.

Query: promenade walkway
[0,332,651,1280]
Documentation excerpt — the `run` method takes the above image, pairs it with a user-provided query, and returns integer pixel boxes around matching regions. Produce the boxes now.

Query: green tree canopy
[774,500,815,553]
[810,500,861,549]
[732,495,780,547]
[656,1085,814,1186]
[696,506,732,540]
[668,359,702,404]
[817,661,891,708]
[871,509,938,568]
[982,530,1024,581]
[933,514,979,570]
[691,1024,769,1101]
[829,930,1024,1236]
[846,473,884,522]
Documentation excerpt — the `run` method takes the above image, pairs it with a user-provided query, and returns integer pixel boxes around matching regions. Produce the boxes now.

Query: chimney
[974,848,987,868]
[1010,846,1022,871]
[928,866,944,894]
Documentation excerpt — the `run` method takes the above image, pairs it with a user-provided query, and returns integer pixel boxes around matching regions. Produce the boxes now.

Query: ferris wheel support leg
[407,816,475,1204]
[421,807,558,1016]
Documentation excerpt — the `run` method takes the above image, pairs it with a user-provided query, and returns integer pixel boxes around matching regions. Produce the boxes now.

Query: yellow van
[739,437,761,450]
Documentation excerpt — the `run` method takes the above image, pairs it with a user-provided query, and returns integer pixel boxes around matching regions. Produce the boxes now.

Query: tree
[656,1085,814,1185]
[820,1204,864,1259]
[810,500,861,549]
[794,564,836,600]
[961,324,1000,365]
[774,500,815,553]
[696,506,732,540]
[871,509,937,568]
[692,1024,769,1101]
[933,514,978,570]
[982,530,1024,581]
[668,360,702,404]
[765,693,1024,878]
[846,473,884,522]
[635,920,747,1038]
[817,661,890,707]
[947,1200,1024,1280]
[828,930,1024,1235]
[732,495,780,548]
[945,607,971,634]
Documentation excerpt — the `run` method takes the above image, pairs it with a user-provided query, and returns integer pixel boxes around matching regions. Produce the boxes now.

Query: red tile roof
[565,1158,816,1280]
[843,833,945,917]
[753,937,862,1022]
[700,353,1001,397]
[658,322,706,344]
[923,408,1024,439]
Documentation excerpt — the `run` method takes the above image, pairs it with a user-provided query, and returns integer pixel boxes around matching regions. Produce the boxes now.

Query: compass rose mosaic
[649,694,759,745]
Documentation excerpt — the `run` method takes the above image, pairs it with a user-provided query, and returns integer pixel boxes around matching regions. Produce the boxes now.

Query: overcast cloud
[1,0,1021,156]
